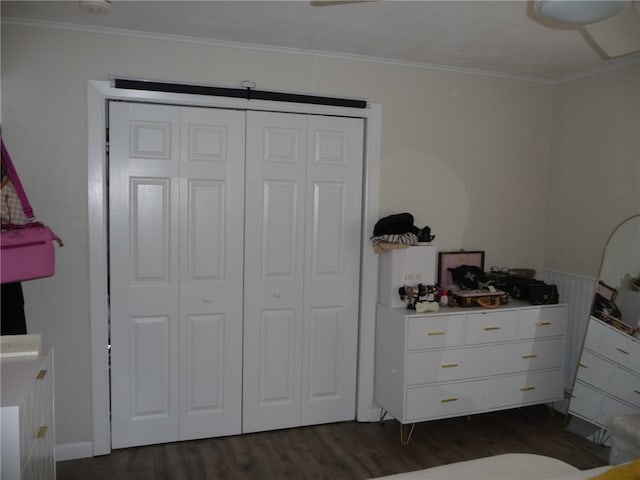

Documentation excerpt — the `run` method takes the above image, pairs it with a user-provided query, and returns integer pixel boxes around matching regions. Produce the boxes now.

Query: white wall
[2,22,556,450]
[545,63,640,277]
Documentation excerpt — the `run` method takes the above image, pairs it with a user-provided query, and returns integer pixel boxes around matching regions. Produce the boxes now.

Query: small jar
[439,289,448,307]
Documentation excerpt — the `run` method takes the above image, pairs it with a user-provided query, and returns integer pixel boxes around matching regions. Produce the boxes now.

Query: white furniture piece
[375,302,567,443]
[370,453,612,480]
[378,245,437,308]
[1,346,55,480]
[568,316,640,430]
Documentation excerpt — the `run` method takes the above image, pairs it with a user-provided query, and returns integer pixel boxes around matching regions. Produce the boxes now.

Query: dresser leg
[400,423,416,445]
[378,408,388,424]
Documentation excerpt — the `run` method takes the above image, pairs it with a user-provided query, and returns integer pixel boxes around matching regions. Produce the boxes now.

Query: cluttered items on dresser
[488,267,559,306]
[590,280,637,335]
[370,212,435,254]
[373,212,439,310]
[397,283,447,311]
[438,250,559,308]
[438,250,508,308]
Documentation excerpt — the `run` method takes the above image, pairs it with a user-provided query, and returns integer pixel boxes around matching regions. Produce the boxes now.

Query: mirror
[566,214,640,455]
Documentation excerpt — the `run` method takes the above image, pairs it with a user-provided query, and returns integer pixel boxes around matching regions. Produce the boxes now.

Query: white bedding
[372,453,610,480]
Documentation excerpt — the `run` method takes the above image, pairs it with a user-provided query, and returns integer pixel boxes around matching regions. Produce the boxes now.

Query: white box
[378,245,437,308]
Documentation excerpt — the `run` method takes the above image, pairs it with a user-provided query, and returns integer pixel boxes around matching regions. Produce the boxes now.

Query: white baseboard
[56,442,94,461]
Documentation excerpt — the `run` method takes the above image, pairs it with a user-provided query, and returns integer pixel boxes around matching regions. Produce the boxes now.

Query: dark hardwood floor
[57,405,606,480]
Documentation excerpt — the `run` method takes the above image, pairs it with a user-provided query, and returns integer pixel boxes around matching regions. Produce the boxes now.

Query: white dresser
[1,347,55,480]
[568,316,640,428]
[375,302,567,442]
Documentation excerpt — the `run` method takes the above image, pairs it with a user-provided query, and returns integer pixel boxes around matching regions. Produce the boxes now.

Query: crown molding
[4,16,638,85]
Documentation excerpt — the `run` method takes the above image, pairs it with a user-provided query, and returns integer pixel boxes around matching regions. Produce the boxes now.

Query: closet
[108,101,364,448]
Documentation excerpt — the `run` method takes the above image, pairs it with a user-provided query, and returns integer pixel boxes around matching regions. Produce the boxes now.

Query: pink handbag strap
[1,139,35,220]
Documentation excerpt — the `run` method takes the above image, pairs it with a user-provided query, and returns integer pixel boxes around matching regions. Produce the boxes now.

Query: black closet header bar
[113,79,367,109]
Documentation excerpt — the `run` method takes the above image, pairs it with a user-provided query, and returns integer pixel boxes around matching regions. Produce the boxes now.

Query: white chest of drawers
[568,317,640,429]
[1,347,55,480]
[374,302,567,432]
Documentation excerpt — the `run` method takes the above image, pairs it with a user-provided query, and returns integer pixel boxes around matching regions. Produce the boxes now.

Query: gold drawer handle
[428,331,445,336]
[616,347,630,355]
[520,386,536,391]
[441,397,458,403]
[521,354,537,359]
[579,363,588,368]
[36,370,47,380]
[536,322,551,326]
[441,363,459,368]
[484,326,500,331]
[37,426,48,439]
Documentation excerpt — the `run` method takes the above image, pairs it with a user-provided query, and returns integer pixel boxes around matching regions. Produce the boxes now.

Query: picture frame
[437,250,485,289]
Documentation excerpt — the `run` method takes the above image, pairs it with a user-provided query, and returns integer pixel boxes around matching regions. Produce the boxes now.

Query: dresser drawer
[487,369,563,409]
[570,382,638,428]
[33,358,53,418]
[490,338,565,375]
[584,318,639,371]
[407,314,465,350]
[405,380,487,421]
[517,306,567,340]
[569,382,604,424]
[406,347,489,385]
[466,310,518,345]
[1,347,55,480]
[577,328,640,405]
[609,365,640,407]
[574,350,616,390]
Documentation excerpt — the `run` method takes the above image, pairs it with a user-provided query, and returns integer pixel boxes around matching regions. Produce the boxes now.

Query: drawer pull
[441,397,458,403]
[36,369,47,380]
[484,326,500,331]
[578,363,588,368]
[536,322,551,326]
[441,363,459,368]
[37,426,48,439]
[520,386,536,391]
[616,347,630,355]
[428,331,445,336]
[521,354,537,359]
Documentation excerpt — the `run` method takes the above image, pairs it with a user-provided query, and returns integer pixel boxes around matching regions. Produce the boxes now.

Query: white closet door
[243,111,364,432]
[301,115,364,425]
[109,102,245,448]
[177,107,245,441]
[243,111,307,433]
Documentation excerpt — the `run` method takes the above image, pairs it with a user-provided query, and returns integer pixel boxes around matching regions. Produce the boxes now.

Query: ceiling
[3,0,640,83]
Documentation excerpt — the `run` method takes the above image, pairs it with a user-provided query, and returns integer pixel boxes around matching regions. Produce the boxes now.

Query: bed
[371,453,617,480]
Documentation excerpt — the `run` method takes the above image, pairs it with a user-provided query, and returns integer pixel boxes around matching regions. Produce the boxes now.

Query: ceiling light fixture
[534,0,631,25]
[79,0,112,15]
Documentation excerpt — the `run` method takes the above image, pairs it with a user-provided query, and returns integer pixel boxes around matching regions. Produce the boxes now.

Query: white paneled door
[243,112,364,432]
[109,101,363,447]
[109,102,245,448]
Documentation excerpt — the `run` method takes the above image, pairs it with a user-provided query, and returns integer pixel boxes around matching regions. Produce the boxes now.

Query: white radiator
[539,270,596,388]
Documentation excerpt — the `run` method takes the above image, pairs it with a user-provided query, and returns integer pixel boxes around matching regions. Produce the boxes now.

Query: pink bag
[1,222,60,283]
[1,141,63,284]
